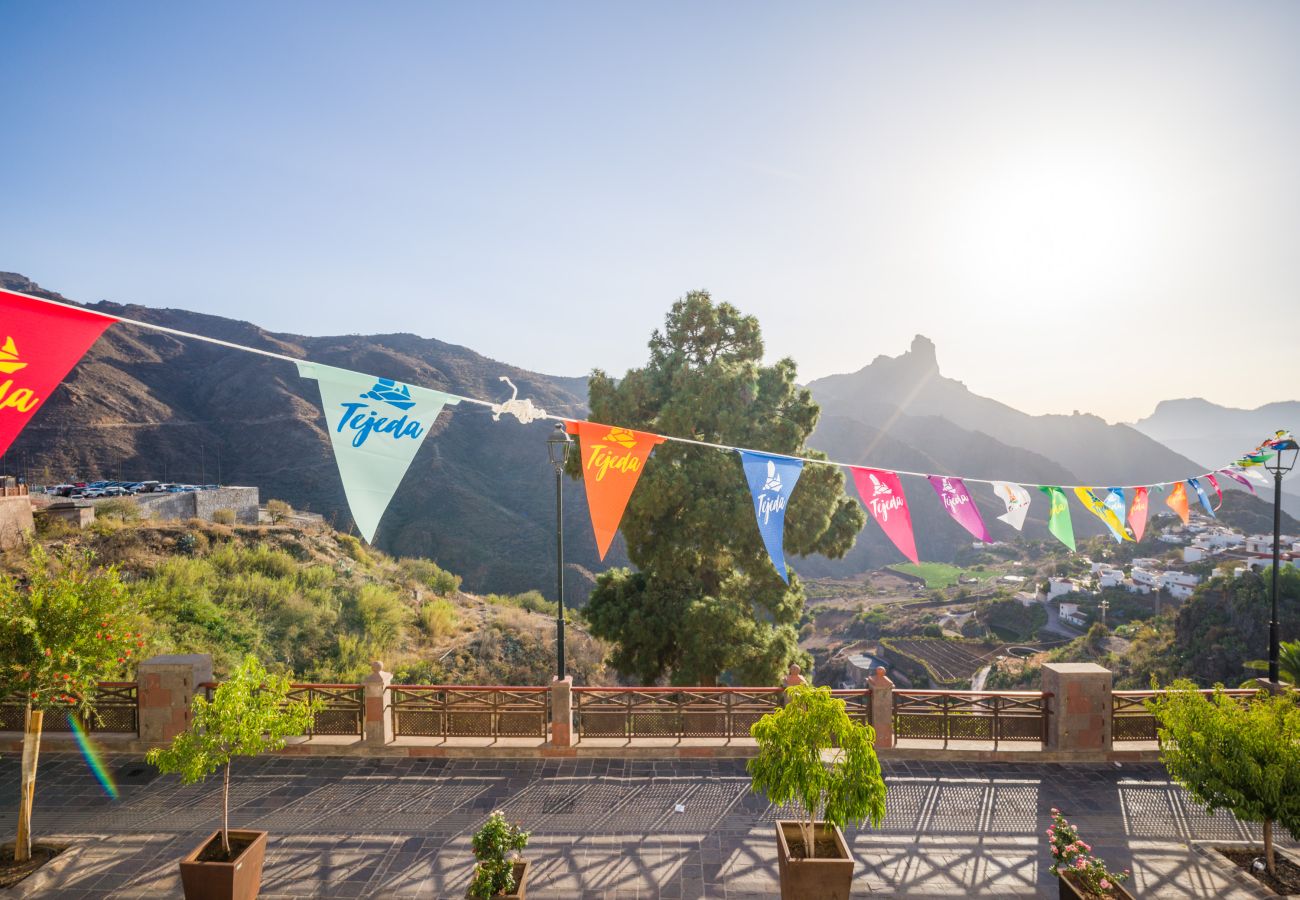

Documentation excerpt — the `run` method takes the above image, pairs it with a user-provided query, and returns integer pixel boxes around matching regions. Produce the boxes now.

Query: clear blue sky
[3,2,1298,422]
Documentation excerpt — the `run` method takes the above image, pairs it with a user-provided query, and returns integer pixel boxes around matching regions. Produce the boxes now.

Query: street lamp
[1263,433,1299,685]
[546,423,572,680]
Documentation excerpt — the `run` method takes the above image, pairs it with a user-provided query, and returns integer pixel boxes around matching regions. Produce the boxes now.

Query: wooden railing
[0,682,138,734]
[1112,688,1260,743]
[389,686,550,738]
[573,686,786,738]
[893,690,1050,748]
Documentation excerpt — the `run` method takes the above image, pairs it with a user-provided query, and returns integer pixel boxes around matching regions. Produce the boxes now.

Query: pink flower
[1100,879,1111,890]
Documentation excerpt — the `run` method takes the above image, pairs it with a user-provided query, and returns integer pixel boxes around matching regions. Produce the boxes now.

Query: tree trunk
[221,760,231,857]
[15,706,44,864]
[1264,818,1275,876]
[801,815,816,860]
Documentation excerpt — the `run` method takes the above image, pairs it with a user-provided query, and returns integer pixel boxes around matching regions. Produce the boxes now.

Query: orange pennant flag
[567,421,665,559]
[1166,481,1190,525]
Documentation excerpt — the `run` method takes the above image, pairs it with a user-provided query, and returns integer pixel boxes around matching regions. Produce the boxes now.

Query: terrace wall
[127,486,259,524]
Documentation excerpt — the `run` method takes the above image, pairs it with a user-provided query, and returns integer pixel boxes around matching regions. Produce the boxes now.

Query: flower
[1100,879,1111,890]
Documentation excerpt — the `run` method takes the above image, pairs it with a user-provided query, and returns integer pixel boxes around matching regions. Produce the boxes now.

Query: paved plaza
[0,753,1289,898]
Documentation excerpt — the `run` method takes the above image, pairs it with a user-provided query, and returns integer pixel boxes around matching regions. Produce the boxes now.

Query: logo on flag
[361,379,417,410]
[991,481,1031,531]
[928,475,991,542]
[0,337,27,375]
[851,467,919,564]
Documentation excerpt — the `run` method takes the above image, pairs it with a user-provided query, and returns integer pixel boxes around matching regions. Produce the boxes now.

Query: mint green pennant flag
[1038,485,1076,552]
[298,362,459,543]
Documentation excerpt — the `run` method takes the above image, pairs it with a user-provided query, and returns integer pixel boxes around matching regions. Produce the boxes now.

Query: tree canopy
[579,292,864,684]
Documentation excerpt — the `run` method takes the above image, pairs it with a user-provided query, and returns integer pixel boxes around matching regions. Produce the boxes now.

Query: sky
[2,2,1298,423]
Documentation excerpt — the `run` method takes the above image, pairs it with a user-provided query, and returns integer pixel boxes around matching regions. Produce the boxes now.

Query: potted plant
[748,683,887,900]
[468,811,530,899]
[147,655,319,900]
[1148,681,1300,883]
[0,547,144,876]
[1047,808,1133,899]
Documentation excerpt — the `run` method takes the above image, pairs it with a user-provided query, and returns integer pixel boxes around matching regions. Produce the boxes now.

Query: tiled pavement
[0,754,1290,898]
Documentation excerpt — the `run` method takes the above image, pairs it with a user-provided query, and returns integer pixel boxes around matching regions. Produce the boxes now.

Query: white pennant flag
[991,481,1031,530]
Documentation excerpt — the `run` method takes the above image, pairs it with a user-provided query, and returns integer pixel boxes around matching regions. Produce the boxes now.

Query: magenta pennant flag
[850,467,920,564]
[1218,467,1256,495]
[928,475,992,542]
[1204,473,1223,511]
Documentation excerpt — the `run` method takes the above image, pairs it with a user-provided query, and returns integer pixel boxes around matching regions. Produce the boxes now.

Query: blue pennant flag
[739,450,804,583]
[1188,478,1216,518]
[1104,488,1126,529]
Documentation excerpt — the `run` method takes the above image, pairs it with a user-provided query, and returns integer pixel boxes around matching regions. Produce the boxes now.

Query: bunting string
[0,285,1271,491]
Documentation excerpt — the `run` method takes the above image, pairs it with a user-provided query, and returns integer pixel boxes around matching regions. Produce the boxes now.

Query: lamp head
[1264,431,1298,477]
[547,422,572,468]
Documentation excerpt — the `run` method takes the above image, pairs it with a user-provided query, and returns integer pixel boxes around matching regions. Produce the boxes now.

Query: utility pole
[1098,599,1110,627]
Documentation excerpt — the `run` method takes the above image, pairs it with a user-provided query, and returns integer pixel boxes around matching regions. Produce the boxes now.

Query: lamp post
[1263,434,1299,685]
[546,423,572,680]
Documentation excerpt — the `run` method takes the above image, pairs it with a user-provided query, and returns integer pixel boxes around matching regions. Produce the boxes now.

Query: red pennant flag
[1204,473,1223,511]
[566,421,664,559]
[1128,487,1150,542]
[850,467,920,564]
[0,289,116,459]
[1166,481,1190,525]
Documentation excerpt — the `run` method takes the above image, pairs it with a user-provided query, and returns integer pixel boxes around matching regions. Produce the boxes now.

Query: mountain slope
[0,272,603,596]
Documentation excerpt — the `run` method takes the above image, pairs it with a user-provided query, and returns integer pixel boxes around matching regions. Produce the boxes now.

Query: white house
[1183,545,1207,563]
[1014,591,1039,607]
[1161,571,1200,591]
[1246,535,1274,555]
[1158,533,1185,545]
[1167,583,1196,600]
[1203,530,1244,549]
[1058,601,1088,627]
[1123,578,1151,595]
[1099,569,1125,588]
[1132,567,1161,589]
[1132,558,1162,570]
[1048,578,1077,599]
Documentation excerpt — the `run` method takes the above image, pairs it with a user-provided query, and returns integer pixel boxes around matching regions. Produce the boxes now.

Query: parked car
[101,486,131,497]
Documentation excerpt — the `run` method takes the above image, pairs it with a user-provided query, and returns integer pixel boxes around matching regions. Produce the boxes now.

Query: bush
[420,598,460,641]
[266,499,293,524]
[96,498,141,522]
[748,684,886,860]
[212,508,236,526]
[1047,808,1129,895]
[469,811,530,899]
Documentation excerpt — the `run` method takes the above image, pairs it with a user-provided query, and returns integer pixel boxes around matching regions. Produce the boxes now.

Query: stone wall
[127,487,259,525]
[0,495,34,549]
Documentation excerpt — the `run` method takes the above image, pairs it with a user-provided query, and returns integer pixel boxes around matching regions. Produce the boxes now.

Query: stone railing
[3,656,1291,762]
[0,484,28,497]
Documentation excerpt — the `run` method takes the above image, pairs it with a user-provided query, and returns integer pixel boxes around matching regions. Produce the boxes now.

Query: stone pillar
[1042,662,1112,753]
[363,661,393,747]
[1254,677,1294,696]
[783,664,807,687]
[869,667,894,749]
[137,654,212,743]
[550,676,574,748]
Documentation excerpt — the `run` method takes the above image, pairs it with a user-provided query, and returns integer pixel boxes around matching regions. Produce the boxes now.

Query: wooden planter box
[1058,872,1137,899]
[775,821,853,900]
[178,829,267,900]
[468,860,530,899]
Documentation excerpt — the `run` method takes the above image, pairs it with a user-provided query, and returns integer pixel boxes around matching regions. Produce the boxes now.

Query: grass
[887,562,966,589]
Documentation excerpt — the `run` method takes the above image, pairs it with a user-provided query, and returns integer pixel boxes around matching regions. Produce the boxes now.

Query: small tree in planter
[0,547,144,866]
[469,811,530,899]
[147,655,319,900]
[748,683,887,899]
[1148,682,1300,876]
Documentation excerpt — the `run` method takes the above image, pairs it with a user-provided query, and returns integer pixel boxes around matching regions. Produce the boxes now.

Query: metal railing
[0,682,138,734]
[893,690,1050,748]
[201,682,364,737]
[1112,688,1260,743]
[572,687,787,738]
[389,686,549,738]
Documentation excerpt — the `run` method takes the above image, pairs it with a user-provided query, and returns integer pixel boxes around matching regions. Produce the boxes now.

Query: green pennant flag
[1039,486,1075,551]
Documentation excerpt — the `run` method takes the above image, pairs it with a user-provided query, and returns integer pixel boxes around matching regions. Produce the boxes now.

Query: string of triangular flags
[1,286,1293,582]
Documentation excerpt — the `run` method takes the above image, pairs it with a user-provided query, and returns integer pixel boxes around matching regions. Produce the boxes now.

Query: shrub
[1148,683,1300,875]
[95,498,140,522]
[748,683,886,859]
[400,557,462,596]
[469,811,530,899]
[212,508,236,526]
[1047,808,1129,895]
[147,656,319,858]
[266,499,293,524]
[420,598,460,641]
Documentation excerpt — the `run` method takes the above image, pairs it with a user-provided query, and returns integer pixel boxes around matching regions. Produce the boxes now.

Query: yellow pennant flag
[1073,487,1132,542]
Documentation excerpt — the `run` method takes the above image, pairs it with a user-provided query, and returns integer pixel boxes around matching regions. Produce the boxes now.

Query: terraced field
[882,637,1005,683]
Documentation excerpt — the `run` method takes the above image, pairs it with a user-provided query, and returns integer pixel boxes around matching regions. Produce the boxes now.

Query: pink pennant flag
[1218,468,1256,495]
[927,475,991,542]
[1128,486,1150,542]
[850,467,920,564]
[1204,473,1223,511]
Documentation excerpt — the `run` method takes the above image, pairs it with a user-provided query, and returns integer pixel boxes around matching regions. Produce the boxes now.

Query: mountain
[801,335,1288,572]
[0,272,605,597]
[1131,398,1300,516]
